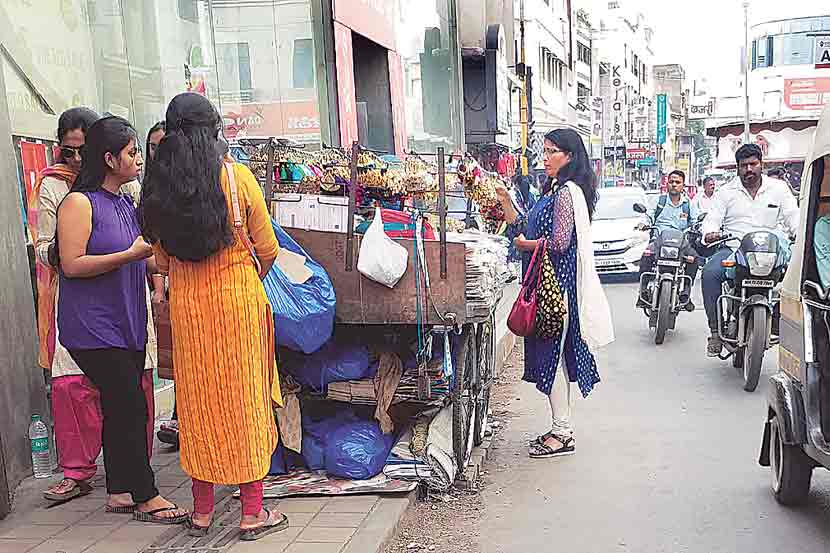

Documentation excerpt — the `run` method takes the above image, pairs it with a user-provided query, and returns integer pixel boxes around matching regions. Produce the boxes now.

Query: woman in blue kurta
[498,129,613,458]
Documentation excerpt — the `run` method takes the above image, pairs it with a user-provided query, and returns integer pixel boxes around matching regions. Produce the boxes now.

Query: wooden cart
[269,143,500,476]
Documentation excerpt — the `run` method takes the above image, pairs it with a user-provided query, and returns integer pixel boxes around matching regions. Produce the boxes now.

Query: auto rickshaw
[759,104,830,505]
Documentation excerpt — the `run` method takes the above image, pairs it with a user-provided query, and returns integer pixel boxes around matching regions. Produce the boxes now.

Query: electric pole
[519,0,529,176]
[743,1,751,143]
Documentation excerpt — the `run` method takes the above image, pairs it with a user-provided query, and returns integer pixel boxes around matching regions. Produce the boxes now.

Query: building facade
[593,1,655,186]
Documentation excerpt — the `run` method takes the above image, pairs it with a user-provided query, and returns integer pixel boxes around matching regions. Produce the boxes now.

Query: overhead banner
[656,94,667,145]
[714,126,817,167]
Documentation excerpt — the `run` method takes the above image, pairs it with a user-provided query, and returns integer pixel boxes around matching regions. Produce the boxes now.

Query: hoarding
[656,94,667,145]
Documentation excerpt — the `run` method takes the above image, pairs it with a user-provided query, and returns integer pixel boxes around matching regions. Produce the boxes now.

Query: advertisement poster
[656,94,667,145]
[784,78,830,112]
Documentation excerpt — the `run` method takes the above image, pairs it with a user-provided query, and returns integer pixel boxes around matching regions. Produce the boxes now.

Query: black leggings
[69,348,159,503]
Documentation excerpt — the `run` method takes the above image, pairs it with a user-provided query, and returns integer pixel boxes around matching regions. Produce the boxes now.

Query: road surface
[481,280,830,553]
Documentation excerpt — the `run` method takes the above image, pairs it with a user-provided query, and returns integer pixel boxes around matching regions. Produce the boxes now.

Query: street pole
[743,1,751,143]
[519,0,529,176]
[601,98,606,184]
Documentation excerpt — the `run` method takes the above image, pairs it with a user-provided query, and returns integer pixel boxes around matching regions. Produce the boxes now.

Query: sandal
[529,435,575,458]
[529,431,555,447]
[239,508,289,541]
[43,479,93,503]
[187,515,213,537]
[133,504,189,525]
[157,421,180,448]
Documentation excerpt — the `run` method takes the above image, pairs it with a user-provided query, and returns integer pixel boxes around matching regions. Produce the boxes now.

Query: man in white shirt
[700,144,799,356]
[692,176,716,215]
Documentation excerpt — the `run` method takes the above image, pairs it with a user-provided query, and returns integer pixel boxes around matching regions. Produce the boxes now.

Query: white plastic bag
[357,207,409,288]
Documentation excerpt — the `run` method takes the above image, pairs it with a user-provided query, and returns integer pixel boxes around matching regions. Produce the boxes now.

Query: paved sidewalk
[0,445,413,553]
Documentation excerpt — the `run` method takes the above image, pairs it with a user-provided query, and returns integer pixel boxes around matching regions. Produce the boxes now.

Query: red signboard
[222,101,320,141]
[20,141,48,206]
[388,51,407,156]
[333,0,396,50]
[784,78,830,111]
[334,22,359,147]
[626,148,648,160]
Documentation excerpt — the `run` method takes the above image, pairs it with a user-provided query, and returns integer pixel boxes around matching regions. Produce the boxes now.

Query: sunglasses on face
[60,145,82,160]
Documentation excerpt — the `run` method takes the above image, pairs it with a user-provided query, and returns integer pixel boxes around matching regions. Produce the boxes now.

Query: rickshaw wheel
[770,415,812,505]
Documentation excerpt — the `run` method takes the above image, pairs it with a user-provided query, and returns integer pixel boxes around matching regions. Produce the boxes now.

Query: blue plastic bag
[283,340,376,394]
[324,421,395,480]
[301,409,360,471]
[263,220,336,354]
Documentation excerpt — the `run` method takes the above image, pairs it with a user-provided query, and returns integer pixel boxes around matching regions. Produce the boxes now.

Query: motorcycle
[634,203,702,345]
[711,230,788,392]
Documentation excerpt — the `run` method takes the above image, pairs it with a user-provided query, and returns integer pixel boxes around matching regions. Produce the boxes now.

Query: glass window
[293,39,315,89]
[781,34,813,65]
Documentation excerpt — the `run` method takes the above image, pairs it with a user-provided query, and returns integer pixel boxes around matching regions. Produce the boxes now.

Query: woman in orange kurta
[140,93,287,541]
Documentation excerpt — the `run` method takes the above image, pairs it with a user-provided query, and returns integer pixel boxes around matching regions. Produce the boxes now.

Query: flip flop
[187,515,213,537]
[133,504,189,525]
[238,509,289,541]
[105,503,138,514]
[43,479,93,503]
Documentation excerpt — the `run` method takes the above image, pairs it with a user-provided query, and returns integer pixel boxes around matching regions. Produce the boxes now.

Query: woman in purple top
[56,116,187,525]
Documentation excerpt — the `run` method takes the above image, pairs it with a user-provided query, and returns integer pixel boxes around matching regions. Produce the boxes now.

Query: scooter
[634,203,703,345]
[711,230,788,392]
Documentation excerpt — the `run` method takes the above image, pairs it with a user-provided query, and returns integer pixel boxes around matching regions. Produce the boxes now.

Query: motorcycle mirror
[697,213,707,222]
[633,203,648,214]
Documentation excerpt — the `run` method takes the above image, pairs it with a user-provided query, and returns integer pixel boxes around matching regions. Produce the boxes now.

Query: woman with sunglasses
[496,129,613,459]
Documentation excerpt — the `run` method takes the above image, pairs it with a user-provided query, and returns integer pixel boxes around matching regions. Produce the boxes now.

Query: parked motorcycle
[711,230,788,392]
[634,203,703,345]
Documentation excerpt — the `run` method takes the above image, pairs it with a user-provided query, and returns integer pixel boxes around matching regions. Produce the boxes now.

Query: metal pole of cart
[345,141,359,271]
[438,146,447,279]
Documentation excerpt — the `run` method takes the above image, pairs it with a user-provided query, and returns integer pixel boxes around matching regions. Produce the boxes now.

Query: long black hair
[72,116,139,193]
[139,93,233,262]
[544,128,597,219]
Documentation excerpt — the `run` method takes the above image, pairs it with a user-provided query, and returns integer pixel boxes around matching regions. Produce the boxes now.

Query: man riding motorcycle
[701,144,799,357]
[636,169,700,310]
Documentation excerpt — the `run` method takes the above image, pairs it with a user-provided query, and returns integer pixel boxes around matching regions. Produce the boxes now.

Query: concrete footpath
[0,283,518,553]
[0,443,414,553]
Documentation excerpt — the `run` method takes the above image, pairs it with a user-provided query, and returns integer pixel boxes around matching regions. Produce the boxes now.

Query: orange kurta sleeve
[239,164,279,266]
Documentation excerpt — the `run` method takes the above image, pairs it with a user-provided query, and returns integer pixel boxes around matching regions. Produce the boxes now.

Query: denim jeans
[702,248,733,332]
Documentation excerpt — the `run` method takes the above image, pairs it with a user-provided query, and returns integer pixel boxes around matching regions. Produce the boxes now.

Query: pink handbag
[507,240,545,337]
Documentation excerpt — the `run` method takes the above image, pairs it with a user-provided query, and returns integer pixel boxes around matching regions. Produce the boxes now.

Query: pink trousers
[192,479,263,517]
[51,371,155,482]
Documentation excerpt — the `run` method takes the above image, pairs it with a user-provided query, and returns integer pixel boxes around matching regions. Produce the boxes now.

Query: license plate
[743,279,774,288]
[657,260,681,267]
[595,258,622,267]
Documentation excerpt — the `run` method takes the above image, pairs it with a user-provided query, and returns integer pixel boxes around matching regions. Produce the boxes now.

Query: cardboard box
[273,194,349,232]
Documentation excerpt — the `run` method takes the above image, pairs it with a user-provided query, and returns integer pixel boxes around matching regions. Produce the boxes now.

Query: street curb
[341,491,417,553]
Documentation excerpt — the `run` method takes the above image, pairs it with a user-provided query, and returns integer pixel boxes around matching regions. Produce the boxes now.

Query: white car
[592,187,651,275]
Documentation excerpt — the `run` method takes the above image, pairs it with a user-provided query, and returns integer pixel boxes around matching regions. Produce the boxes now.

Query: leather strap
[225,162,262,276]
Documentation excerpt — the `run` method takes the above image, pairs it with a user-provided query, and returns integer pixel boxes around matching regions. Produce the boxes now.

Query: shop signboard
[783,78,830,111]
[689,97,716,119]
[637,156,657,167]
[626,148,648,161]
[656,94,667,145]
[334,22,358,147]
[333,0,397,50]
[603,145,626,159]
[222,101,321,143]
[630,103,650,143]
[815,36,830,69]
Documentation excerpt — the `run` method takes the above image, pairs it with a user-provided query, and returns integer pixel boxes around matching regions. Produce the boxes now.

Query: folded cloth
[423,404,456,491]
[274,374,302,453]
[374,352,403,434]
[383,427,433,481]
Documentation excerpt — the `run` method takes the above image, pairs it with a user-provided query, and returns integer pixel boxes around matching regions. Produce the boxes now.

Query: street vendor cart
[251,139,510,476]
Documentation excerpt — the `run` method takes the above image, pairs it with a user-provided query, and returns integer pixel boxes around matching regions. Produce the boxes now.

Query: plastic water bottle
[29,415,51,479]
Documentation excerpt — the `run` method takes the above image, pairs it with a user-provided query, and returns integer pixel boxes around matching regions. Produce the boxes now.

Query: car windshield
[594,194,643,221]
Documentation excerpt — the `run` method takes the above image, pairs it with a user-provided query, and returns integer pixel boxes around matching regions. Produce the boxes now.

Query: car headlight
[660,246,679,259]
[746,252,777,277]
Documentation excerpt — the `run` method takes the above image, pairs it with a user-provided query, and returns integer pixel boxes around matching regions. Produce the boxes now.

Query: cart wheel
[452,325,476,476]
[473,316,495,446]
[770,415,813,505]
